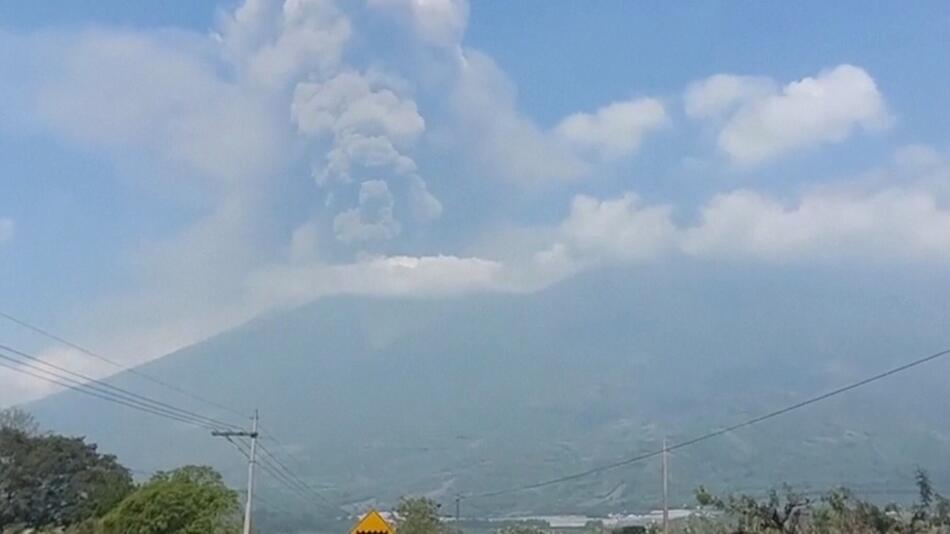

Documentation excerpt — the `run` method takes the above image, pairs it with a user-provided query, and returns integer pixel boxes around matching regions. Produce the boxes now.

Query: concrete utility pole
[662,438,669,534]
[455,494,461,522]
[212,410,259,534]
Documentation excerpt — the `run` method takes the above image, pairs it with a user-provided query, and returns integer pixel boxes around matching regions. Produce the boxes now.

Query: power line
[468,346,950,499]
[0,314,345,514]
[0,310,249,421]
[242,489,297,519]
[258,447,346,515]
[258,428,316,481]
[257,441,347,514]
[257,432,326,493]
[9,308,943,508]
[228,439,299,518]
[229,436,316,507]
[0,349,223,431]
[0,356,221,431]
[258,426,350,513]
[226,436,343,514]
[0,312,353,520]
[0,343,242,431]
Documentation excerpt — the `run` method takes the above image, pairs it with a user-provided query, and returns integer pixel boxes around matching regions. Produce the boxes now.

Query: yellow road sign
[350,509,395,534]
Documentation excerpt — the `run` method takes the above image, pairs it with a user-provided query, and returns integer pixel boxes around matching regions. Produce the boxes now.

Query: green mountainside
[28,265,950,515]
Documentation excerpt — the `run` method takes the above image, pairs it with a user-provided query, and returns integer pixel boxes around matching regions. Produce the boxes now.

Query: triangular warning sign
[350,509,395,534]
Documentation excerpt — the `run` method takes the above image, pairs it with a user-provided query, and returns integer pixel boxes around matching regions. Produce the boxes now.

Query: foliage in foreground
[99,465,241,534]
[687,469,950,534]
[498,525,552,534]
[396,497,460,534]
[0,408,39,437]
[0,410,239,534]
[0,427,133,530]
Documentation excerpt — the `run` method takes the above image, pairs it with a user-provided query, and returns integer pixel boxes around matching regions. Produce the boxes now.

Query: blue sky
[2,0,950,404]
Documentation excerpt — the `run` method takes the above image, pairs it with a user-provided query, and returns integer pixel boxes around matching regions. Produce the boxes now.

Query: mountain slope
[28,264,950,515]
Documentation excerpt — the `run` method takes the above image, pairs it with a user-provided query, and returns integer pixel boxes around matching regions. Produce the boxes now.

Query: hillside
[28,264,950,515]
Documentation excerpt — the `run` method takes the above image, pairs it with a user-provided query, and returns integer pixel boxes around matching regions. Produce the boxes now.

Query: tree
[695,486,722,509]
[0,427,133,529]
[0,407,38,436]
[813,487,897,534]
[499,524,550,534]
[99,465,240,534]
[915,468,934,513]
[690,475,950,534]
[395,497,457,534]
[912,468,950,529]
[698,485,811,534]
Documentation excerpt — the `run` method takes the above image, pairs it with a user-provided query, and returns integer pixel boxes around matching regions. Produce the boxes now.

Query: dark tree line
[0,408,239,534]
[0,426,133,529]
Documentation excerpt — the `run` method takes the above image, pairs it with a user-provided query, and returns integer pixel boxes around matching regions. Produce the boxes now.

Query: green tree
[690,476,950,534]
[711,486,811,534]
[911,468,950,529]
[695,486,722,509]
[915,468,934,517]
[100,465,240,534]
[0,427,133,529]
[813,487,897,534]
[499,524,550,534]
[0,407,38,436]
[395,497,457,534]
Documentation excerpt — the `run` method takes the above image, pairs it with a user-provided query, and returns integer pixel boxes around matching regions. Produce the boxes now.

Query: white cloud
[449,52,667,184]
[367,2,665,185]
[0,218,13,243]
[687,65,890,165]
[557,193,677,262]
[0,0,460,401]
[684,74,775,119]
[32,31,288,187]
[218,0,352,86]
[450,51,590,184]
[0,1,364,398]
[250,253,504,307]
[533,150,950,267]
[682,188,950,261]
[369,0,608,185]
[4,0,938,410]
[368,0,469,47]
[555,98,667,160]
[288,220,321,264]
[333,179,401,242]
[408,175,443,222]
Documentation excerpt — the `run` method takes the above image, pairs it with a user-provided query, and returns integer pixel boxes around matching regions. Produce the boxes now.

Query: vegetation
[498,525,551,534]
[0,408,39,436]
[686,469,950,534]
[0,427,133,530]
[1,409,947,534]
[396,497,457,534]
[0,412,238,534]
[99,465,240,534]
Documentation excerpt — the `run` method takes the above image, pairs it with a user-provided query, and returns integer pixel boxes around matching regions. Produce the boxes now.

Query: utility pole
[455,494,461,523]
[212,409,259,534]
[661,438,669,534]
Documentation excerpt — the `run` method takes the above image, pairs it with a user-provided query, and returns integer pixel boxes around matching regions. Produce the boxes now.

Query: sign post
[350,509,395,534]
